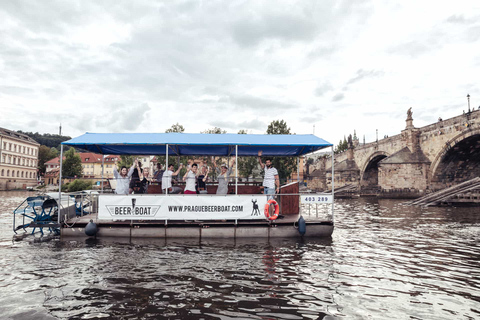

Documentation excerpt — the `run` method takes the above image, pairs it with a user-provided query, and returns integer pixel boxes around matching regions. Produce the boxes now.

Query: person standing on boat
[183,162,198,194]
[153,163,164,182]
[162,163,183,194]
[258,151,280,200]
[196,165,209,194]
[129,160,143,194]
[113,161,136,195]
[138,166,152,194]
[212,157,235,195]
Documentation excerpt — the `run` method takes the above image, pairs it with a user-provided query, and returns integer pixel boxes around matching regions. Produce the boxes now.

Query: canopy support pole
[297,157,300,185]
[166,144,169,195]
[331,146,334,224]
[235,145,238,195]
[57,144,64,225]
[101,155,105,193]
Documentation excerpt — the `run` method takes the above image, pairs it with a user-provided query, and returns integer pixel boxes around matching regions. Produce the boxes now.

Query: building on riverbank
[0,127,40,190]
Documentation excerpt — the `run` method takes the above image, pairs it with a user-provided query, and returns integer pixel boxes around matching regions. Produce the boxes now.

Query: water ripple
[1,192,479,319]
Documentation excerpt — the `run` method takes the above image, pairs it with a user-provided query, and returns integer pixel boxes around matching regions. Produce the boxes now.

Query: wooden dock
[406,177,480,206]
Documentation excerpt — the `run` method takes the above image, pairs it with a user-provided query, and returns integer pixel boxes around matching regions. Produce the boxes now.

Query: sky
[1,0,480,146]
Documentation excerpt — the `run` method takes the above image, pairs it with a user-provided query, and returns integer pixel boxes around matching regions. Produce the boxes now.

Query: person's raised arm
[183,165,191,181]
[203,167,210,182]
[137,160,144,180]
[257,150,265,169]
[211,156,217,168]
[172,163,183,176]
[228,159,234,175]
[113,165,119,179]
[127,159,136,177]
[212,156,220,174]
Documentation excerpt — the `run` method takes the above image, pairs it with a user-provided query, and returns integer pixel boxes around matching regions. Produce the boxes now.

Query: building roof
[45,157,60,165]
[45,153,120,165]
[0,127,40,145]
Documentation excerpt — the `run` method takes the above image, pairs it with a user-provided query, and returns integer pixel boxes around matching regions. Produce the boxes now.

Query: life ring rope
[264,199,279,220]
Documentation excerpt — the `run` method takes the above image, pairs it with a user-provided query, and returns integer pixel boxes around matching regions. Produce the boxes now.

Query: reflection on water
[1,191,479,319]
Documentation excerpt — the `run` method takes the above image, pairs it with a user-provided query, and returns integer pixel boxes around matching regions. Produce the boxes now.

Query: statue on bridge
[407,107,413,120]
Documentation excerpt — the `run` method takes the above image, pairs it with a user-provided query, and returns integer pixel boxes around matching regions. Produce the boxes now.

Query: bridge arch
[430,127,480,189]
[360,151,389,190]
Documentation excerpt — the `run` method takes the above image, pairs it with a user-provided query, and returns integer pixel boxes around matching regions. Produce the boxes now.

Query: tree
[334,136,348,154]
[266,120,291,135]
[157,122,188,177]
[201,127,227,134]
[265,120,297,184]
[38,145,58,174]
[62,148,83,178]
[17,130,71,149]
[236,130,258,181]
[117,155,134,168]
[165,123,185,133]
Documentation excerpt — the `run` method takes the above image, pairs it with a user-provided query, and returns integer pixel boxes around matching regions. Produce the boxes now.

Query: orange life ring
[264,199,279,220]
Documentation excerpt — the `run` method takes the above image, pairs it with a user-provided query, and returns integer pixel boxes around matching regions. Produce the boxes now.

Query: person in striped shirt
[258,150,280,200]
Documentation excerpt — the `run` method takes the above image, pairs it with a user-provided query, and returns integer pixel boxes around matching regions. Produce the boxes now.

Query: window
[9,143,12,151]
[23,146,25,153]
[21,171,24,178]
[7,170,9,177]
[3,142,6,149]
[17,171,19,177]
[1,169,3,176]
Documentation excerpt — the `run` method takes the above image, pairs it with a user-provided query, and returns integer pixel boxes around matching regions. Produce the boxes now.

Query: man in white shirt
[162,163,183,194]
[183,163,198,194]
[258,151,280,200]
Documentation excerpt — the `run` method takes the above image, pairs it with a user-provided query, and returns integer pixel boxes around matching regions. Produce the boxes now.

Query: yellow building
[0,127,40,190]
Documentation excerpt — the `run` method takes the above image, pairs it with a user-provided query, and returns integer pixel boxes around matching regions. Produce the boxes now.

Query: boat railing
[58,189,333,224]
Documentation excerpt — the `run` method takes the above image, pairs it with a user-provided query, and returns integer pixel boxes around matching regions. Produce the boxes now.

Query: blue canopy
[62,133,332,156]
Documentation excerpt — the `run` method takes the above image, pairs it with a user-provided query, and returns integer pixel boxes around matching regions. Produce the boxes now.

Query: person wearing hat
[212,156,235,195]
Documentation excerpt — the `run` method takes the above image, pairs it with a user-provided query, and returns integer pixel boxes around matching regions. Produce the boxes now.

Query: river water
[0,191,479,319]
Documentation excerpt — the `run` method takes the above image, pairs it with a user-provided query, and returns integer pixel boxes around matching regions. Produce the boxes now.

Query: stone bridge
[315,108,480,196]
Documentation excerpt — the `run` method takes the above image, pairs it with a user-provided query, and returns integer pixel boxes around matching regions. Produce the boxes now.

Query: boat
[18,133,335,239]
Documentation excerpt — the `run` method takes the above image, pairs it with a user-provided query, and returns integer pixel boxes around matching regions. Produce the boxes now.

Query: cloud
[230,12,319,47]
[86,102,151,132]
[332,93,345,102]
[314,82,334,97]
[387,41,432,58]
[237,119,266,131]
[220,94,296,111]
[346,69,384,85]
[0,85,34,95]
[299,114,323,123]
[209,118,266,132]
